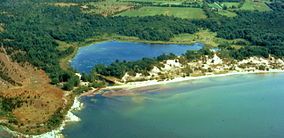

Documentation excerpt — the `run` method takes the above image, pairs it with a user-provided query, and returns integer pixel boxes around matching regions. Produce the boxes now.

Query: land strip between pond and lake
[78,52,284,97]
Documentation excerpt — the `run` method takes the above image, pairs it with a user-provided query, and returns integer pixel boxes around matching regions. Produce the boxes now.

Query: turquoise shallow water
[70,41,203,73]
[63,73,284,138]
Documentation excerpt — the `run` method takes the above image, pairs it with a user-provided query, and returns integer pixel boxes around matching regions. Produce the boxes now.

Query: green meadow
[117,7,207,19]
[221,2,240,8]
[118,0,203,4]
[240,0,271,11]
[217,10,238,17]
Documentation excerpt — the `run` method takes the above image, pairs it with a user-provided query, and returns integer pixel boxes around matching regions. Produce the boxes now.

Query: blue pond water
[70,41,203,73]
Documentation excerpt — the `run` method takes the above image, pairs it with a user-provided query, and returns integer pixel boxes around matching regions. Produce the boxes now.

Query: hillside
[0,47,72,135]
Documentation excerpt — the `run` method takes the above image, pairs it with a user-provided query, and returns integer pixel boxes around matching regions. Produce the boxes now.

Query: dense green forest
[0,0,284,89]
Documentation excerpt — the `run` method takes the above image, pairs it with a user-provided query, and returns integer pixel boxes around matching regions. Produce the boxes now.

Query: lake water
[70,41,203,73]
[63,73,284,138]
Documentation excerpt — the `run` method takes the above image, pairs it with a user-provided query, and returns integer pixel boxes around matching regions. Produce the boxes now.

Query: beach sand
[99,70,284,96]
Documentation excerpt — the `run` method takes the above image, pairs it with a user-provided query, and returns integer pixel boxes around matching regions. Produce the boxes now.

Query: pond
[70,41,203,73]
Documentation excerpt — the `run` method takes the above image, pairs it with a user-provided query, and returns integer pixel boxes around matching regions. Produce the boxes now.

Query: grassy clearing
[48,0,133,16]
[171,30,249,48]
[220,2,240,8]
[207,2,238,17]
[76,30,249,48]
[117,7,206,19]
[0,23,4,32]
[83,0,134,16]
[118,0,203,5]
[209,2,239,9]
[217,10,237,17]
[208,0,270,17]
[49,2,78,7]
[56,41,78,71]
[240,0,271,11]
[208,2,223,9]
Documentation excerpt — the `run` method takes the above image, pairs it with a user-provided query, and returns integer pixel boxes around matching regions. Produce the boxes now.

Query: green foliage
[268,1,284,11]
[0,97,24,112]
[62,76,80,90]
[88,81,105,88]
[229,46,269,60]
[81,72,95,82]
[46,108,64,129]
[269,46,284,57]
[73,86,91,94]
[157,53,177,61]
[93,57,160,78]
[197,11,284,47]
[184,48,213,61]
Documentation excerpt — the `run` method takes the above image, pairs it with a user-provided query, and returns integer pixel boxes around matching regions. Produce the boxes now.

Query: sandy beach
[98,70,284,96]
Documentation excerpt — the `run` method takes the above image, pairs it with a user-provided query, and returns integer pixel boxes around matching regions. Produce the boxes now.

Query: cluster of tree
[46,108,64,129]
[267,0,284,11]
[93,58,158,78]
[94,15,198,41]
[225,45,284,60]
[62,75,80,90]
[73,86,91,94]
[0,97,24,112]
[183,48,214,61]
[202,1,221,18]
[73,80,105,94]
[228,46,270,60]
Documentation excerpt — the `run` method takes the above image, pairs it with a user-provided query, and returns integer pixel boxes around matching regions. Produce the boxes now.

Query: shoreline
[98,70,284,96]
[1,96,83,138]
[5,70,282,137]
